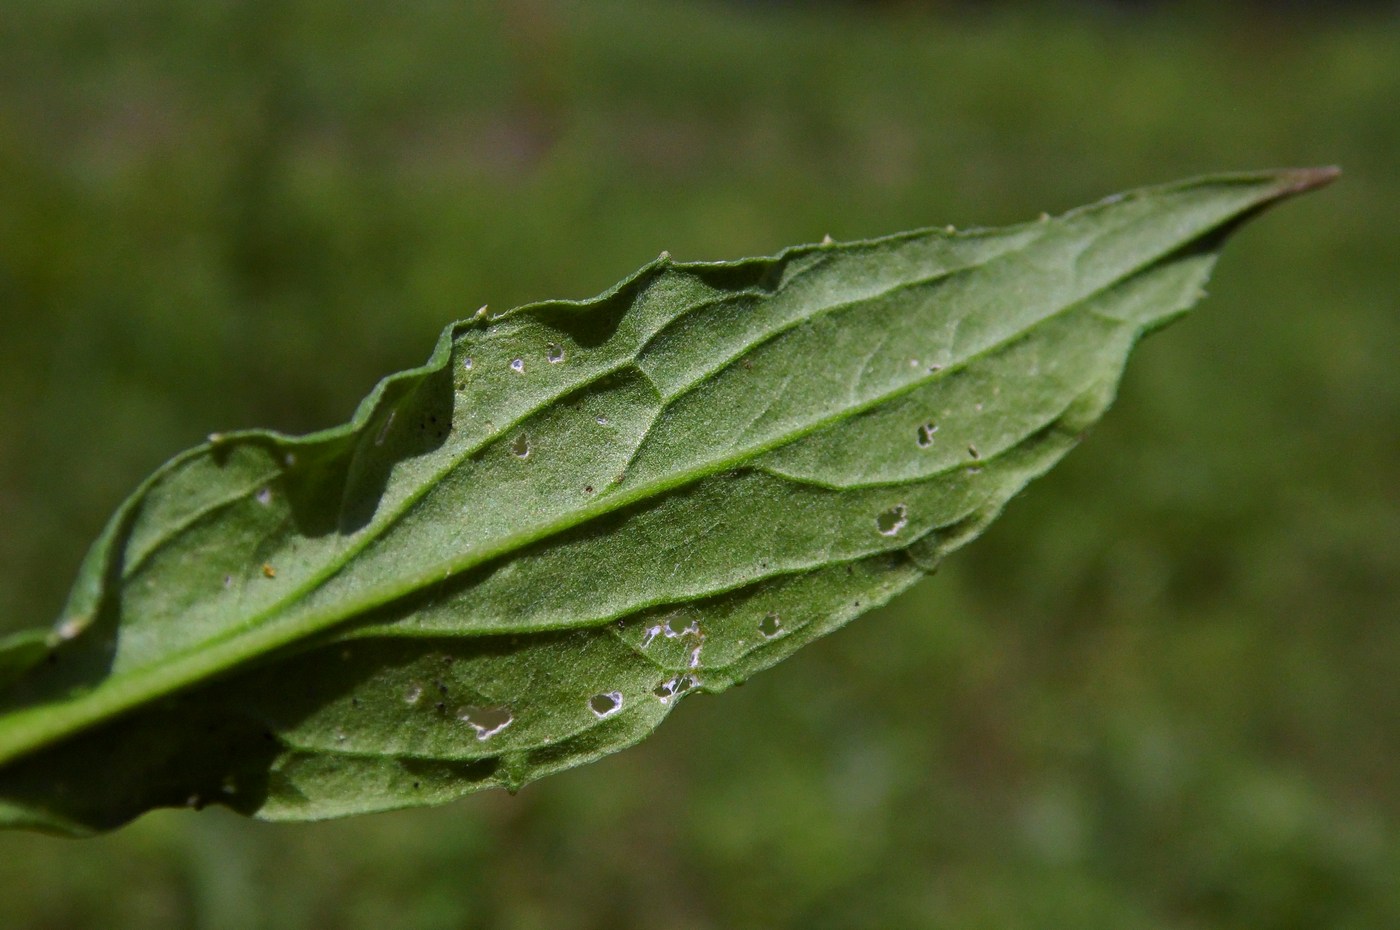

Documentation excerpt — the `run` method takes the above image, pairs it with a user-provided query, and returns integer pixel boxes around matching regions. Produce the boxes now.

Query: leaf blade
[0,168,1336,833]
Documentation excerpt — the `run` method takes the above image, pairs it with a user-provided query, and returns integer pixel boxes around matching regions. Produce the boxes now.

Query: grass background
[1,1,1397,927]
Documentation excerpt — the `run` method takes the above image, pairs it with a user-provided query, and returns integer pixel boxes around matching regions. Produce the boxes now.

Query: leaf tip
[1274,165,1341,197]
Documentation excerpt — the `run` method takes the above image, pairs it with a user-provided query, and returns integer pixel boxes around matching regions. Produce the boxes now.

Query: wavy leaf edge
[0,167,1337,834]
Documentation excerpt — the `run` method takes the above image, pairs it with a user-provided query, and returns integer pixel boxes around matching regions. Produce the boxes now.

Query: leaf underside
[0,169,1335,835]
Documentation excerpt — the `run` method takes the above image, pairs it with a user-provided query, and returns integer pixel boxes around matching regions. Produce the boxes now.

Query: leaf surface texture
[0,169,1335,834]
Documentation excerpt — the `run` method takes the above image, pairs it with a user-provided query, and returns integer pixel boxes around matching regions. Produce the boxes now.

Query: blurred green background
[1,1,1396,927]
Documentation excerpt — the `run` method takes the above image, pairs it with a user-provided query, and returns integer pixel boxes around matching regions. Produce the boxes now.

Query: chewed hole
[759,612,783,638]
[510,435,531,458]
[510,357,525,374]
[462,356,474,371]
[457,705,513,741]
[255,487,272,506]
[653,675,698,705]
[665,616,698,638]
[876,504,908,536]
[916,422,938,448]
[589,691,623,718]
[404,683,423,705]
[546,343,565,364]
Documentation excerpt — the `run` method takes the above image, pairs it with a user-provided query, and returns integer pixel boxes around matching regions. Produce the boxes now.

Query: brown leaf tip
[1275,165,1342,196]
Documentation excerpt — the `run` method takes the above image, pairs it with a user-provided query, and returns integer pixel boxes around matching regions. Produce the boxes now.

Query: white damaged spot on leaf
[54,617,84,642]
[457,705,513,741]
[666,615,699,638]
[653,675,699,706]
[589,692,623,718]
[641,614,702,649]
[876,504,908,536]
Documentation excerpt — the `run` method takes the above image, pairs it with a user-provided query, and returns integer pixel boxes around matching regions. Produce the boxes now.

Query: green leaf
[0,630,51,692]
[0,168,1335,835]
